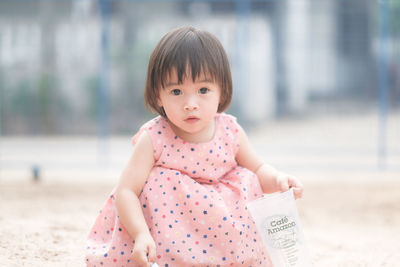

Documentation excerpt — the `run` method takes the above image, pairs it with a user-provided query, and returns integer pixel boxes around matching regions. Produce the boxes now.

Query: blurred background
[1,1,400,266]
[0,0,399,181]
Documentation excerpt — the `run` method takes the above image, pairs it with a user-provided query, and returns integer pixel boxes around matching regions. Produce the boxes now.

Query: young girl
[86,26,303,267]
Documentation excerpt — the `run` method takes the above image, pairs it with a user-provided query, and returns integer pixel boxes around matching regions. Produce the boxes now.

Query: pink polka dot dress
[86,113,272,267]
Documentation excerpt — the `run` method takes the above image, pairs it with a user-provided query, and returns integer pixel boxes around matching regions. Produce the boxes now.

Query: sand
[1,175,399,267]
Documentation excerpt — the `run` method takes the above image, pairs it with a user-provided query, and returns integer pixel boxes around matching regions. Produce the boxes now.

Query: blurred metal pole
[378,0,389,170]
[98,0,111,166]
[0,79,2,136]
[235,0,251,119]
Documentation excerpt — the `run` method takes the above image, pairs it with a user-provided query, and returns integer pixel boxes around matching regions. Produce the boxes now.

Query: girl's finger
[288,175,303,188]
[293,187,303,199]
[277,175,289,192]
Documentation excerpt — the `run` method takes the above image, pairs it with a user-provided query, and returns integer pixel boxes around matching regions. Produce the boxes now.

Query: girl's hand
[276,172,304,199]
[132,232,157,267]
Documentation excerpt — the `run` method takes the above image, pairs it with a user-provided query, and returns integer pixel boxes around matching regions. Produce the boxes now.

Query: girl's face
[157,69,221,142]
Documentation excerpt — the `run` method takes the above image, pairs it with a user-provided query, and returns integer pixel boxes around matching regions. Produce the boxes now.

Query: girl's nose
[184,97,199,111]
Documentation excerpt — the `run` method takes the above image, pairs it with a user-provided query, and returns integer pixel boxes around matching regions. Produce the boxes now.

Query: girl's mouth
[184,116,200,124]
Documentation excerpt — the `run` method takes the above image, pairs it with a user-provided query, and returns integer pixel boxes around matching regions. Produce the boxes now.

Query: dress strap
[131,116,168,161]
[218,113,241,156]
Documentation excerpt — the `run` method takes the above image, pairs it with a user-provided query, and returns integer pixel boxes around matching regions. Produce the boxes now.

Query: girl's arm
[115,131,156,266]
[235,125,303,199]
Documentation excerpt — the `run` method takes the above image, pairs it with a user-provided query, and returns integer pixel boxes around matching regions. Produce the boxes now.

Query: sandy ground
[1,177,399,267]
[1,111,399,266]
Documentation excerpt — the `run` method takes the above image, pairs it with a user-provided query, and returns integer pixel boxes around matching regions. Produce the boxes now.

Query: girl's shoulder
[217,112,235,120]
[131,116,171,161]
[216,113,240,133]
[216,113,241,154]
[131,116,168,146]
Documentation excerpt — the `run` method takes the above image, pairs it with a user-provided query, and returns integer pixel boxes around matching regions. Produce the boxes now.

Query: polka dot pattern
[86,113,271,266]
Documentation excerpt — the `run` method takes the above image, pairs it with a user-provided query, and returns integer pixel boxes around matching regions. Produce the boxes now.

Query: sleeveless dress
[86,113,272,267]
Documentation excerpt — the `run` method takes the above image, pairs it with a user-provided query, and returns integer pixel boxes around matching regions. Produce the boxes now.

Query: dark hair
[144,26,232,116]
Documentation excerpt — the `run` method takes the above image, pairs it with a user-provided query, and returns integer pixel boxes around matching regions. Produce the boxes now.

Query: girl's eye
[199,87,209,94]
[171,89,182,95]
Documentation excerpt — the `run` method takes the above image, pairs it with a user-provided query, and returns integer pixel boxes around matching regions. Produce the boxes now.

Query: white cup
[247,188,311,267]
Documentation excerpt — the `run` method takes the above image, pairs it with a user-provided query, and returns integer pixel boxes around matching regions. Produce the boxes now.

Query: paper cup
[247,188,311,267]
